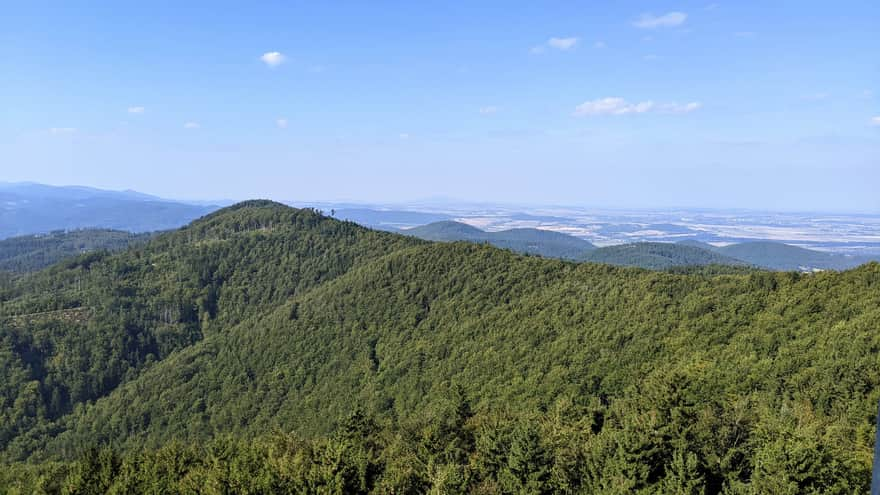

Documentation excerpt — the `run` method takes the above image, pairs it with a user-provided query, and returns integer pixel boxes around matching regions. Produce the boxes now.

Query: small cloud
[574,97,701,116]
[633,12,687,29]
[128,106,145,114]
[307,65,325,73]
[871,117,880,126]
[734,31,756,38]
[705,3,720,11]
[260,51,286,67]
[399,133,410,140]
[184,122,200,129]
[574,97,654,116]
[593,41,606,49]
[479,106,499,115]
[548,37,578,50]
[643,54,662,61]
[49,127,76,134]
[276,118,288,129]
[860,90,874,99]
[658,102,702,113]
[531,36,578,53]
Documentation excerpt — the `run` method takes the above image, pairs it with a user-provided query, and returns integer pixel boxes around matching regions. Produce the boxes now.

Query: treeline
[2,393,867,494]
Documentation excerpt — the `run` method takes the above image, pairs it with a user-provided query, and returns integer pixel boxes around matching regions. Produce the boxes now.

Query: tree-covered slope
[582,242,749,270]
[405,221,595,260]
[0,229,153,274]
[2,202,880,493]
[0,201,419,457]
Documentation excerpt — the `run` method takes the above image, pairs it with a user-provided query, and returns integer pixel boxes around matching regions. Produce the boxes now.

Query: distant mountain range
[403,221,878,271]
[1,183,877,272]
[0,182,220,239]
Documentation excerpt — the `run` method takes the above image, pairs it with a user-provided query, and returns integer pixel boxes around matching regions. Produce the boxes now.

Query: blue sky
[1,1,878,212]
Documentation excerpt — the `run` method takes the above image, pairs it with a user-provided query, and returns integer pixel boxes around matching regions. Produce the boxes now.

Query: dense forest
[0,229,153,274]
[1,201,879,493]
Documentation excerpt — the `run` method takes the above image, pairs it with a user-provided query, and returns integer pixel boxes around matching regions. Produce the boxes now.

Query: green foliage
[0,229,153,274]
[1,201,879,493]
[582,242,749,270]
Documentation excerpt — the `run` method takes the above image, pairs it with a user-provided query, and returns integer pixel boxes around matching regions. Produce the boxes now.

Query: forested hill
[581,242,749,270]
[0,229,153,273]
[404,220,596,260]
[714,241,873,271]
[2,201,880,493]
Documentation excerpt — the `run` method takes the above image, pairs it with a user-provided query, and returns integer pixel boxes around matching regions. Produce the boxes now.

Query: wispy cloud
[184,122,200,129]
[531,37,578,54]
[574,97,700,116]
[633,12,687,29]
[871,117,880,126]
[734,31,757,38]
[49,127,76,134]
[399,133,410,140]
[128,106,145,114]
[593,41,606,49]
[276,118,288,129]
[479,106,499,115]
[260,51,286,67]
[658,102,702,113]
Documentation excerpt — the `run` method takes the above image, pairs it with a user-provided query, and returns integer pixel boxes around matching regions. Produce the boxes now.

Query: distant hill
[331,208,451,231]
[582,242,749,270]
[0,229,153,273]
[674,239,877,271]
[404,220,595,260]
[0,182,219,239]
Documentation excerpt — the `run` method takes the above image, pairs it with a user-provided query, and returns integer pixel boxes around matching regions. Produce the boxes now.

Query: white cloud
[574,97,701,116]
[860,90,874,99]
[633,12,687,29]
[49,127,76,134]
[479,106,499,115]
[548,37,578,50]
[871,117,880,126]
[276,118,288,129]
[184,122,200,129]
[128,106,145,114]
[531,37,578,53]
[593,41,606,49]
[399,133,410,140]
[574,98,654,116]
[260,51,286,67]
